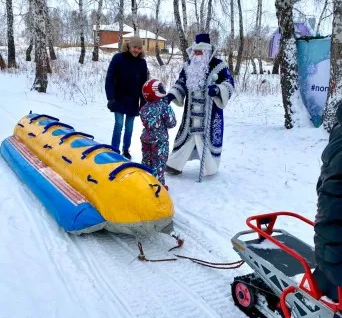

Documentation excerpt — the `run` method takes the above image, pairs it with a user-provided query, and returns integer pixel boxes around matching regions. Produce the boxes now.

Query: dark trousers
[313,267,338,302]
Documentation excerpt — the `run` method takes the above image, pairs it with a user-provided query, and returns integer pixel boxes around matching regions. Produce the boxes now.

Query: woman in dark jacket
[105,36,148,159]
[314,103,342,301]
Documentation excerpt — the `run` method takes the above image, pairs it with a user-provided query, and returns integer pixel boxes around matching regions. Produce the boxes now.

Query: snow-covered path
[0,71,328,318]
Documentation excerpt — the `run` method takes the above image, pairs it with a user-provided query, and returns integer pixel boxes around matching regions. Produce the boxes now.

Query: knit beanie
[129,36,143,47]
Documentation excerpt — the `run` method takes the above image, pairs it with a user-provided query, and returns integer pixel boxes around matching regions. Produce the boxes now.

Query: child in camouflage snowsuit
[140,79,177,187]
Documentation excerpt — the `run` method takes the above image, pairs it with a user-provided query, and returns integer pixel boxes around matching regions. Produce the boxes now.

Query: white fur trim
[169,85,185,107]
[192,42,212,51]
[213,82,234,109]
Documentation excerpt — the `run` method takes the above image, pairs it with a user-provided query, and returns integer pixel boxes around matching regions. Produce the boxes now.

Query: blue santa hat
[192,33,212,51]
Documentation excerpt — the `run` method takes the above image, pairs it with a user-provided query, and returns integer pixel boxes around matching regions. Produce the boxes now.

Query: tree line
[1,0,340,132]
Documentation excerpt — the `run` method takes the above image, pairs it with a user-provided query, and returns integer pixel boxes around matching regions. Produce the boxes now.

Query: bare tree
[0,53,6,70]
[118,0,124,51]
[181,0,188,38]
[77,0,85,63]
[6,0,16,68]
[33,0,49,92]
[45,6,57,60]
[228,0,235,72]
[26,0,34,61]
[323,0,342,132]
[132,0,139,35]
[272,48,282,74]
[316,0,330,34]
[92,0,103,61]
[275,0,301,129]
[173,0,188,61]
[204,0,213,32]
[256,0,263,74]
[154,0,164,66]
[234,0,244,75]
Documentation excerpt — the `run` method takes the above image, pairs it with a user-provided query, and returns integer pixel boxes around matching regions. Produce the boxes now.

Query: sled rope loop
[175,254,245,269]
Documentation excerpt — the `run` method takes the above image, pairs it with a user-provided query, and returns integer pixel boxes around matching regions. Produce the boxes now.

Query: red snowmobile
[231,211,342,318]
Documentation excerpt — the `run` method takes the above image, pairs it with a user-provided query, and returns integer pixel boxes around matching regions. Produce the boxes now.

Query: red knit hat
[142,79,167,102]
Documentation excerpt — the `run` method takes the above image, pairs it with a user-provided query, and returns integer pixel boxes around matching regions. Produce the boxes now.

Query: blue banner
[297,37,331,127]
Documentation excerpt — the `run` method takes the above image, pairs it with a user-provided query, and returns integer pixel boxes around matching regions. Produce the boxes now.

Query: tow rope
[174,254,245,269]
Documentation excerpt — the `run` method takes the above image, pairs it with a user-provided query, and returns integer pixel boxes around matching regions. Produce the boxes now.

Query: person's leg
[141,142,152,168]
[150,143,159,181]
[122,115,135,151]
[313,267,338,301]
[111,112,124,153]
[156,142,169,185]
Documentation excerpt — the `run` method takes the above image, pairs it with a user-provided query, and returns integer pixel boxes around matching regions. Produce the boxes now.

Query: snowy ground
[0,52,328,318]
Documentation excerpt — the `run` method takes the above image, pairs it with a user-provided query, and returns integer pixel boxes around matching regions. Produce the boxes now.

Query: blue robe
[167,53,234,176]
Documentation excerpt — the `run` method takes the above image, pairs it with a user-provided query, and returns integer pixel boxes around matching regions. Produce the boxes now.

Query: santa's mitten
[166,93,176,104]
[208,84,220,97]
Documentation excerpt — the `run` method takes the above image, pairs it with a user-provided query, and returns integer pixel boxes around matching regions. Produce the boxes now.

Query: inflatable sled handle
[17,123,24,127]
[59,132,94,145]
[42,122,74,134]
[28,132,36,137]
[43,144,52,149]
[81,144,118,160]
[87,175,98,184]
[108,163,153,181]
[29,114,59,124]
[62,156,72,164]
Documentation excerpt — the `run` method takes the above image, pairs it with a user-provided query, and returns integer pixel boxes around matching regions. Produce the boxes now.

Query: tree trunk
[234,0,244,75]
[118,0,124,51]
[316,0,329,35]
[45,6,56,60]
[173,0,189,62]
[26,0,34,61]
[199,0,205,31]
[323,1,342,132]
[257,0,263,74]
[6,0,16,68]
[33,0,48,93]
[250,57,257,74]
[92,0,103,61]
[26,38,34,61]
[78,0,85,64]
[194,0,200,32]
[166,42,174,65]
[181,0,188,38]
[131,0,139,36]
[155,0,164,66]
[0,53,6,70]
[272,49,282,74]
[205,0,213,32]
[275,0,301,129]
[228,0,235,72]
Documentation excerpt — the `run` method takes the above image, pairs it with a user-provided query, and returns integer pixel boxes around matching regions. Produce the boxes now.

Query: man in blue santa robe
[166,33,234,177]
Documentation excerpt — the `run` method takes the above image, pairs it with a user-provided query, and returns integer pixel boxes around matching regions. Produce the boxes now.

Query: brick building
[93,23,167,53]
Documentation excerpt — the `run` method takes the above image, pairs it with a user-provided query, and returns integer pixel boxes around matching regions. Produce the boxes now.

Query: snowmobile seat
[245,232,316,277]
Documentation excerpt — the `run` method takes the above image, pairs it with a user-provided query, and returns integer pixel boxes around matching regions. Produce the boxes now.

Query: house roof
[93,23,134,32]
[123,30,167,41]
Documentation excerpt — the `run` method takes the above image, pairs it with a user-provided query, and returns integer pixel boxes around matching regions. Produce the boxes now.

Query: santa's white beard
[186,52,210,92]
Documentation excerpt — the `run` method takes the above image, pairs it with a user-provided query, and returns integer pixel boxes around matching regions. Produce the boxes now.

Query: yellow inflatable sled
[0,112,175,236]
